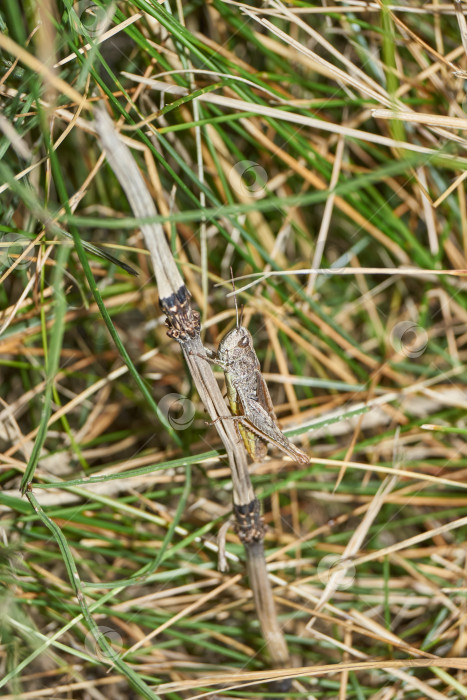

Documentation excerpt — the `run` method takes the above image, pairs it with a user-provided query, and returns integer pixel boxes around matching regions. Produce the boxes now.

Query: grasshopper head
[218,326,254,364]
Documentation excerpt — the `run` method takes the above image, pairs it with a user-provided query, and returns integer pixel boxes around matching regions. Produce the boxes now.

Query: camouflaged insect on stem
[204,275,309,464]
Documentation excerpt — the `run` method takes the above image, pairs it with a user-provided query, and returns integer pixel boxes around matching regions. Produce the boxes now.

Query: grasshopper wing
[255,369,278,423]
[254,370,309,464]
[236,384,309,464]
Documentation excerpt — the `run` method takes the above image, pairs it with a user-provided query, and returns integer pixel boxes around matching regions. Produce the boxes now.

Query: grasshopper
[201,276,309,465]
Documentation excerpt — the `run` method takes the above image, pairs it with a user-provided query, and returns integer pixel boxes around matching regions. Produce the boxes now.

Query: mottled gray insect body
[214,324,309,465]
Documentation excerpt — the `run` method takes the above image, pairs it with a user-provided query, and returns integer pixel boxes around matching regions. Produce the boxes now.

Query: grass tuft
[1,1,467,697]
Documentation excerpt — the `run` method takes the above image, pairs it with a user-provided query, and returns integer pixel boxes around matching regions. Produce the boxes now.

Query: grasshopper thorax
[217,326,255,366]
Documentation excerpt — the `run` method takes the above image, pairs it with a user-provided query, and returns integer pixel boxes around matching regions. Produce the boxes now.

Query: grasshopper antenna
[230,266,240,328]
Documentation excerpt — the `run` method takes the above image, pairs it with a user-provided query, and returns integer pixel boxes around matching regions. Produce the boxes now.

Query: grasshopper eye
[238,336,249,348]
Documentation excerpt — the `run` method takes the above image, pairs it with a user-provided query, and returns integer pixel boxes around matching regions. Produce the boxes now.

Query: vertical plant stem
[95,105,290,669]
